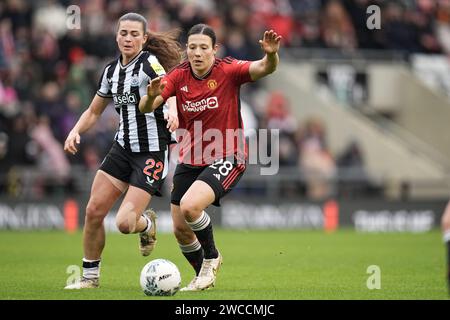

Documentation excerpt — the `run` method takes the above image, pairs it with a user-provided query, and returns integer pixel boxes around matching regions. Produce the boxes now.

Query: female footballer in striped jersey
[64,13,180,289]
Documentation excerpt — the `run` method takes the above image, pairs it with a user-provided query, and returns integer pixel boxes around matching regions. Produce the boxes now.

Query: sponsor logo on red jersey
[181,97,219,112]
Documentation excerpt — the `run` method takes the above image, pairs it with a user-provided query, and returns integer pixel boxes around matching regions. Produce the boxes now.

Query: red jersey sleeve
[225,57,253,85]
[160,69,177,101]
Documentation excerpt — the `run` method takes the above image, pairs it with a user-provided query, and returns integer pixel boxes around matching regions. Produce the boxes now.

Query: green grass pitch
[0,229,448,300]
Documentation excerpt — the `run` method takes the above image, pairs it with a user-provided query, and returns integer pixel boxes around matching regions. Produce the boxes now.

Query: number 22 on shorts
[143,159,163,180]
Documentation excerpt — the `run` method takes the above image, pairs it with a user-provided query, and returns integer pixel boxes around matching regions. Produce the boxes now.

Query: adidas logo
[181,86,189,92]
[214,174,221,181]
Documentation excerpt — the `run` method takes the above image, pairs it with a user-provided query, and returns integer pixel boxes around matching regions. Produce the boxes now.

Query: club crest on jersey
[114,92,137,106]
[130,75,140,87]
[207,79,217,90]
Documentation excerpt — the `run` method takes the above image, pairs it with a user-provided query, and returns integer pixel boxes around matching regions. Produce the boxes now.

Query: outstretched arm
[64,94,110,155]
[249,30,282,81]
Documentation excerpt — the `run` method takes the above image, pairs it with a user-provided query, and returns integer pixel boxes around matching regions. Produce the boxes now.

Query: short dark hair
[187,24,216,46]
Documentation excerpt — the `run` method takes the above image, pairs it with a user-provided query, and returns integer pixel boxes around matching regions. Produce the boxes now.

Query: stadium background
[1,0,450,300]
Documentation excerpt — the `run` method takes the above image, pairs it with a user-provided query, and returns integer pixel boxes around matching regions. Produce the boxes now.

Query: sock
[82,258,101,279]
[179,239,204,276]
[140,214,151,234]
[187,211,218,259]
[444,231,450,290]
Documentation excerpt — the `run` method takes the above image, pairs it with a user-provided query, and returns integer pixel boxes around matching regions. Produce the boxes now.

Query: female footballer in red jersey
[140,24,281,291]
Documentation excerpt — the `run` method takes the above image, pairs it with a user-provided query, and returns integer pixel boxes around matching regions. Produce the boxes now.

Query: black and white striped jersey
[96,50,171,153]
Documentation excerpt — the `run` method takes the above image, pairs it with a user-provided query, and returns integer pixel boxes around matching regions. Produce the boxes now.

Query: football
[140,259,181,296]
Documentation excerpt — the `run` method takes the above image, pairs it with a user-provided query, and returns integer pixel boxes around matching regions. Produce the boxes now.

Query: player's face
[187,34,218,77]
[116,20,148,60]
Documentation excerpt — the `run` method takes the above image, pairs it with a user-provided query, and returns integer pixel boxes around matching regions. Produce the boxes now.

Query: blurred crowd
[1,0,449,199]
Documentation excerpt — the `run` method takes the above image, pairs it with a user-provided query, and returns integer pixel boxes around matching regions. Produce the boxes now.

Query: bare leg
[115,186,152,234]
[172,204,196,244]
[180,180,215,222]
[179,181,222,290]
[83,171,124,260]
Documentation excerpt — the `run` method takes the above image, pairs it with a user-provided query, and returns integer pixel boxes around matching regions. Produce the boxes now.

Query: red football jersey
[161,57,253,166]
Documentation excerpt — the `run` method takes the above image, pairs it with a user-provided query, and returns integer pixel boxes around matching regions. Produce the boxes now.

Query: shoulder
[102,58,119,72]
[166,60,190,77]
[143,51,157,64]
[213,57,232,75]
[98,58,119,82]
[222,57,235,64]
[142,51,159,67]
[216,57,246,71]
[106,56,120,67]
[142,51,166,77]
[175,60,190,72]
[221,56,250,66]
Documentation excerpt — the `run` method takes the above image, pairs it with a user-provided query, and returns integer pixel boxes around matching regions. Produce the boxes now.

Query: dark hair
[187,24,216,46]
[118,13,182,72]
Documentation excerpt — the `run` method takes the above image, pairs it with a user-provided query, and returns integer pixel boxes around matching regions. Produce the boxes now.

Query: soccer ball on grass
[140,259,181,296]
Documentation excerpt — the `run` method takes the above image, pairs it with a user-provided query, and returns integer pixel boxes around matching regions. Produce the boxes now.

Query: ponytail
[145,29,182,72]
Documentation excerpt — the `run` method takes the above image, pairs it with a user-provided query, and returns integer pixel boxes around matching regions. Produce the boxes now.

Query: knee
[115,214,135,234]
[179,199,202,220]
[85,200,106,225]
[116,219,131,234]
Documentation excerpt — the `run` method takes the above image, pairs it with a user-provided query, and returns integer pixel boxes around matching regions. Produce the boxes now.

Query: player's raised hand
[259,30,282,55]
[146,77,166,98]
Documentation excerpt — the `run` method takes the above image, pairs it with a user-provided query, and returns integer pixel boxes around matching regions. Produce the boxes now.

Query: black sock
[183,249,204,275]
[179,240,204,275]
[187,212,218,259]
[194,223,218,259]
